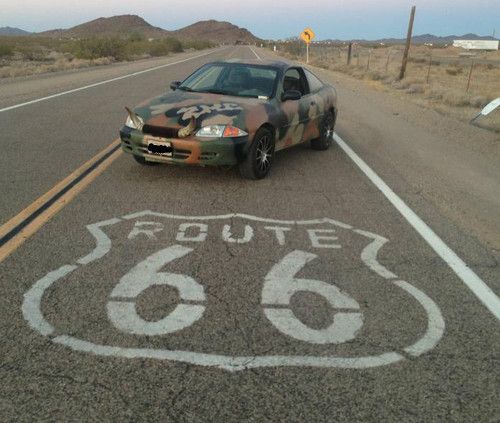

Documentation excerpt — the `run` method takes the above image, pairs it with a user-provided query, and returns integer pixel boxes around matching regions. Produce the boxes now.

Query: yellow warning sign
[300,28,315,44]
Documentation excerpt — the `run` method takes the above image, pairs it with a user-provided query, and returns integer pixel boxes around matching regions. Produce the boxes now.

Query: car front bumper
[119,126,249,166]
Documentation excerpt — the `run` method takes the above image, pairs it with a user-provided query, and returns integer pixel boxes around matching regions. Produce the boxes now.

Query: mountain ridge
[0,26,32,36]
[318,33,498,44]
[34,15,260,44]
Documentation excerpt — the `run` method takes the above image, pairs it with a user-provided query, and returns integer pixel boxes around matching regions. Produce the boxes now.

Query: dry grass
[0,35,213,79]
[275,43,500,128]
[0,53,114,78]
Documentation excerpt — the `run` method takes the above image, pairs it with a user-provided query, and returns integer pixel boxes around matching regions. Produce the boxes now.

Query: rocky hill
[173,20,259,44]
[0,26,31,36]
[38,15,167,39]
[35,15,260,44]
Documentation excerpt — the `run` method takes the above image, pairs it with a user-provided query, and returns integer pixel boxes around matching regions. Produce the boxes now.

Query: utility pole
[399,5,416,80]
[347,42,352,65]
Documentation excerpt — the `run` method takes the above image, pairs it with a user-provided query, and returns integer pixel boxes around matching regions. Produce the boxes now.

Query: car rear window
[305,69,324,92]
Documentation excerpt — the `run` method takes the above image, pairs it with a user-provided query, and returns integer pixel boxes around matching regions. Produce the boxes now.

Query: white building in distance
[453,40,499,50]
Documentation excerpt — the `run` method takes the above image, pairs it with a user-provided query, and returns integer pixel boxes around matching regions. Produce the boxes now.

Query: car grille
[142,124,179,138]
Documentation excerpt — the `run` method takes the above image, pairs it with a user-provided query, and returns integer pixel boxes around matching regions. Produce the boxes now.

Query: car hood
[133,91,272,131]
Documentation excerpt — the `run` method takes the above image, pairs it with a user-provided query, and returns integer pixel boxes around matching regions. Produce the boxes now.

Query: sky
[1,0,499,40]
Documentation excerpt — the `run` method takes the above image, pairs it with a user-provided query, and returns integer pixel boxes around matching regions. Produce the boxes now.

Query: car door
[303,68,326,139]
[276,67,311,150]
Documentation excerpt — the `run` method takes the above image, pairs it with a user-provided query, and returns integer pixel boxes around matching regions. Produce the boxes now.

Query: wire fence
[269,41,500,109]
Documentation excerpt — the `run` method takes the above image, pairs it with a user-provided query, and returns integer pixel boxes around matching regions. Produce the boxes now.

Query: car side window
[305,69,324,93]
[283,68,309,96]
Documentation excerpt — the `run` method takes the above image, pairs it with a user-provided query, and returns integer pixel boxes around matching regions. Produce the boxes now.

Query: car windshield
[178,63,278,98]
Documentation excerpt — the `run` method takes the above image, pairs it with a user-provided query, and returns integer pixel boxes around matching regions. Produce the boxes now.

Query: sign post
[300,28,315,64]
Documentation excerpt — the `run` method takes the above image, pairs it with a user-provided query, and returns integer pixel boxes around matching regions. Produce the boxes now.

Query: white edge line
[333,133,500,321]
[249,46,262,61]
[0,47,228,113]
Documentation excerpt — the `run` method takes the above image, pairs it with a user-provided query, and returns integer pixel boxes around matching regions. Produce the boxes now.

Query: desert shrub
[282,41,303,57]
[128,31,145,42]
[15,44,47,61]
[446,65,464,76]
[148,37,183,57]
[407,83,425,94]
[123,40,150,57]
[0,44,13,58]
[366,70,383,81]
[182,39,213,50]
[311,58,331,69]
[382,75,396,84]
[70,38,128,61]
[351,70,366,79]
[430,60,441,66]
[332,63,350,73]
[443,91,470,107]
[469,96,488,108]
[409,57,427,63]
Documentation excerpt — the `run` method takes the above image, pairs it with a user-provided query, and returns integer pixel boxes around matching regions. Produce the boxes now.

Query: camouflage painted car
[120,59,337,179]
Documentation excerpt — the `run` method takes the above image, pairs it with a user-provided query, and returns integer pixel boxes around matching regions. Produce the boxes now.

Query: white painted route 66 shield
[23,211,445,371]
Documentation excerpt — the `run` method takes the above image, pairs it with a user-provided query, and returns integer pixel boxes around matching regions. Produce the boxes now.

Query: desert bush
[426,89,445,100]
[366,70,383,81]
[407,83,425,94]
[469,96,488,108]
[445,67,460,76]
[69,38,128,61]
[15,44,47,61]
[182,39,213,50]
[443,91,470,107]
[148,37,183,57]
[409,57,427,64]
[282,41,304,57]
[0,44,14,58]
[311,58,331,69]
[128,31,145,42]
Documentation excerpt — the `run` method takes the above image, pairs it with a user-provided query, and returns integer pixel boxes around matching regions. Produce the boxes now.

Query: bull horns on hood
[177,116,197,138]
[125,107,144,131]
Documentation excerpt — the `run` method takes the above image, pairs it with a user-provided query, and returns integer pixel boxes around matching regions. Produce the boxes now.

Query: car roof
[208,59,291,71]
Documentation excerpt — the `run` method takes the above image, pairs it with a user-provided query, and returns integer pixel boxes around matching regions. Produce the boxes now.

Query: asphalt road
[0,45,499,422]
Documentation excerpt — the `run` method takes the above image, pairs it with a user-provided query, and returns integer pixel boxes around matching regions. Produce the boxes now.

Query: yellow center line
[0,139,122,263]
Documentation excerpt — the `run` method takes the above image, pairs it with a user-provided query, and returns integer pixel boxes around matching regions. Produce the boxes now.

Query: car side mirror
[170,81,181,91]
[281,90,302,101]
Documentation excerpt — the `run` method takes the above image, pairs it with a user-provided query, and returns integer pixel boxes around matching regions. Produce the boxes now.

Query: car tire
[133,154,157,166]
[311,111,335,151]
[239,127,275,180]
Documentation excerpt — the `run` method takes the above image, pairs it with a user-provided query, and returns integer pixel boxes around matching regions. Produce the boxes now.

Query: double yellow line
[0,140,122,263]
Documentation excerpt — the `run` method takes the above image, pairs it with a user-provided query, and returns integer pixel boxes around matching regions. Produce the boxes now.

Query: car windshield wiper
[177,86,196,92]
[201,89,234,96]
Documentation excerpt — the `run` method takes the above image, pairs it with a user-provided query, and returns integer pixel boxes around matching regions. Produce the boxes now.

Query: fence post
[385,49,391,72]
[347,42,352,65]
[366,49,372,71]
[426,51,432,84]
[466,60,475,92]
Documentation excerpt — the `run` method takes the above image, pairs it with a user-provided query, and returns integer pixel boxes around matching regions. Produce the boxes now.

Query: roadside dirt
[261,46,500,258]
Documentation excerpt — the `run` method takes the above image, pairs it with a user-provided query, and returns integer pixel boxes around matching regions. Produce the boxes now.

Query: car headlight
[195,125,248,138]
[125,108,144,130]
